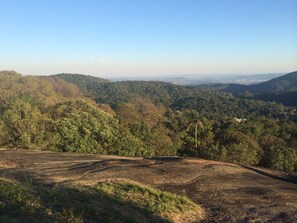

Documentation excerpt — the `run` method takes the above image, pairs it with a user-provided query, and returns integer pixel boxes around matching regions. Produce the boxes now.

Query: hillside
[250,71,297,93]
[211,71,297,94]
[0,149,296,222]
[254,91,297,108]
[50,73,109,97]
[52,74,292,119]
[199,71,297,108]
[0,71,147,156]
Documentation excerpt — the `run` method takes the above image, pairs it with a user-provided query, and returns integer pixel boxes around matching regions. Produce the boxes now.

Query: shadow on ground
[144,156,184,161]
[241,165,297,185]
[1,180,170,223]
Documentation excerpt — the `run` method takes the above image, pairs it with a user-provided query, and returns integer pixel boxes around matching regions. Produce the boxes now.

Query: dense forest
[1,71,297,172]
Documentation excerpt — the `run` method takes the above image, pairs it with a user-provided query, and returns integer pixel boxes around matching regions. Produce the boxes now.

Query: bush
[262,146,297,172]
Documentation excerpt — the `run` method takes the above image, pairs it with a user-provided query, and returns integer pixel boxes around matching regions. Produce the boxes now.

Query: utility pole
[195,122,198,148]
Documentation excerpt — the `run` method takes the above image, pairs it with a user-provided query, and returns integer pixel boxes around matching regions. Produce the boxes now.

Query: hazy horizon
[1,69,289,79]
[1,0,296,77]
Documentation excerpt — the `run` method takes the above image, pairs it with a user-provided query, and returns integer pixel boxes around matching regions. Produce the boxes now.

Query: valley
[2,1,296,222]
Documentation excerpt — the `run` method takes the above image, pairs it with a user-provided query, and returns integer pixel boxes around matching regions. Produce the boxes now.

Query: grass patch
[95,181,204,222]
[0,178,85,223]
[0,178,49,223]
[0,178,204,222]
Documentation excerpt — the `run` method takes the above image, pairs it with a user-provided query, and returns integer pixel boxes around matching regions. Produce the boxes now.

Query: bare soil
[1,149,297,223]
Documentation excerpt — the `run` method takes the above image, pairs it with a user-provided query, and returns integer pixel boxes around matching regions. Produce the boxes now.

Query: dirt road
[1,149,297,222]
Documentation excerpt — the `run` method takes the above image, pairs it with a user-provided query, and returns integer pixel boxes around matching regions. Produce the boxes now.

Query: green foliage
[46,100,151,156]
[65,76,291,122]
[0,178,44,223]
[199,144,228,161]
[0,71,296,172]
[47,100,118,153]
[219,129,263,165]
[96,181,203,221]
[255,91,297,108]
[107,126,153,157]
[116,97,177,156]
[49,73,297,171]
[0,178,30,203]
[0,97,50,149]
[262,146,297,172]
[0,71,148,156]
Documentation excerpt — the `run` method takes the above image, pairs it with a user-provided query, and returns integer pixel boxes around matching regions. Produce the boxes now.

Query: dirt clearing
[0,149,296,222]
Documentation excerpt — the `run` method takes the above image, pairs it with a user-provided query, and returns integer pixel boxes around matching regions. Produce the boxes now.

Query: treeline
[1,71,297,172]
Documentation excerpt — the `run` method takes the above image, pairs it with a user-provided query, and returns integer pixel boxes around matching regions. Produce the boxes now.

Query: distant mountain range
[49,72,295,120]
[209,71,297,93]
[204,71,297,107]
[110,73,284,85]
[50,71,297,108]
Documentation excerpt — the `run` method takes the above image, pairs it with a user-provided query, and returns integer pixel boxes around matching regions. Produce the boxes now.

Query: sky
[0,0,297,77]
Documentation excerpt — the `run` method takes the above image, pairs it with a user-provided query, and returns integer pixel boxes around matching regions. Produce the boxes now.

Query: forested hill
[252,70,297,93]
[211,71,297,94]
[50,73,109,97]
[0,70,147,155]
[202,71,297,107]
[53,74,292,120]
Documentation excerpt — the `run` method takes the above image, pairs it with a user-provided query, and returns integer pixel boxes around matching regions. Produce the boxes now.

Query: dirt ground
[1,149,297,223]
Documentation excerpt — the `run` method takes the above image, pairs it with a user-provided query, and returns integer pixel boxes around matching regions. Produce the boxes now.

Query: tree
[219,129,263,165]
[47,100,119,153]
[263,146,297,172]
[0,97,49,149]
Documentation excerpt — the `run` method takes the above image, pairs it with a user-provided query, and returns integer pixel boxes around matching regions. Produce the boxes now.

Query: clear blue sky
[0,0,296,77]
